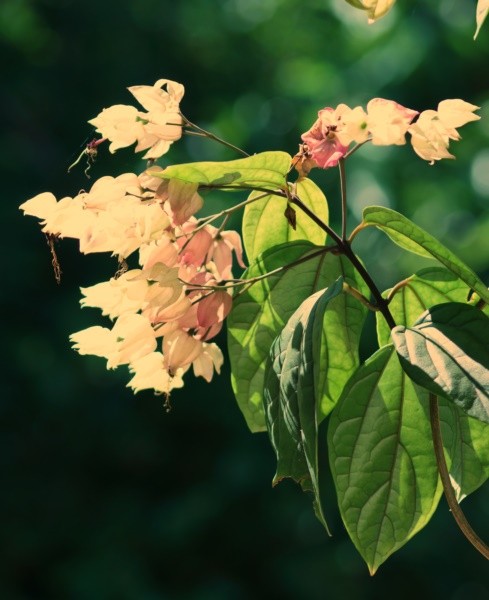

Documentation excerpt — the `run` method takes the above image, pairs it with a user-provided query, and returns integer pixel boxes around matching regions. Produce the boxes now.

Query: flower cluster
[20,149,245,400]
[89,78,185,159]
[300,98,479,169]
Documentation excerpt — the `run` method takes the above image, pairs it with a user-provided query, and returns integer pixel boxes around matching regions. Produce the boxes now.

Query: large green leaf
[155,151,291,190]
[243,178,328,262]
[392,302,489,425]
[376,267,471,347]
[328,345,441,574]
[264,279,344,533]
[377,267,489,500]
[227,242,366,432]
[362,206,489,305]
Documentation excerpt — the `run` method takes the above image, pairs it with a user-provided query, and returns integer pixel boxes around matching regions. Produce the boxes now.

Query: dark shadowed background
[2,0,489,598]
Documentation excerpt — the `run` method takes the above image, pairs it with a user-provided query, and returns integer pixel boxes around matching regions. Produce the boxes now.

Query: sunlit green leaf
[243,178,328,262]
[376,267,471,347]
[377,267,489,499]
[392,302,489,424]
[328,345,441,574]
[362,206,489,305]
[155,151,291,190]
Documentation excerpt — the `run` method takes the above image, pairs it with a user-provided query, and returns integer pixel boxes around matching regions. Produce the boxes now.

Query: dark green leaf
[264,279,344,532]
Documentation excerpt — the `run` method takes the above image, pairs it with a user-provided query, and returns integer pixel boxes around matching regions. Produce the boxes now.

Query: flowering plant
[20,3,489,575]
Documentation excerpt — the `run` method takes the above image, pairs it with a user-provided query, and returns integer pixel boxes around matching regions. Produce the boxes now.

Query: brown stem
[290,195,396,329]
[429,393,489,560]
[338,158,347,241]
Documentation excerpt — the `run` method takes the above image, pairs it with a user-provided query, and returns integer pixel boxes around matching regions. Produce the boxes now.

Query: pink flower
[207,230,246,280]
[197,291,233,328]
[301,108,349,169]
[177,225,214,268]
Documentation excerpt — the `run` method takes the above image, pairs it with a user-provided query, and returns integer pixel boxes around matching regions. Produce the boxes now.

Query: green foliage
[263,278,344,534]
[242,178,328,262]
[376,267,471,346]
[377,268,489,501]
[362,206,489,305]
[392,302,489,425]
[328,345,441,575]
[227,243,365,432]
[156,151,291,190]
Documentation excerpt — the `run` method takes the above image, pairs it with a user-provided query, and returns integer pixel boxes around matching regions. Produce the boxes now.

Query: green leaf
[362,206,489,305]
[376,267,471,347]
[243,178,328,262]
[392,302,489,424]
[328,345,441,574]
[264,279,344,533]
[377,267,489,500]
[437,399,489,500]
[227,243,366,432]
[155,151,291,190]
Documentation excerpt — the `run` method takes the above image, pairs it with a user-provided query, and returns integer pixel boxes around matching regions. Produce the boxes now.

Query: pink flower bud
[197,291,233,328]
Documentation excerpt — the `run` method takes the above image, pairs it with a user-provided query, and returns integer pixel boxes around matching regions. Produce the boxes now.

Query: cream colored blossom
[475,0,489,39]
[437,99,480,129]
[20,173,171,258]
[70,313,157,369]
[366,98,418,145]
[127,352,185,394]
[409,100,480,164]
[88,79,185,159]
[163,329,204,372]
[80,270,148,319]
[345,0,396,24]
[192,343,224,382]
[88,105,145,154]
[335,105,369,146]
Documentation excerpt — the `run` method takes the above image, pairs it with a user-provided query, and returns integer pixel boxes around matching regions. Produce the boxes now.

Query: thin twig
[338,158,347,241]
[182,114,250,157]
[180,245,337,293]
[342,282,379,311]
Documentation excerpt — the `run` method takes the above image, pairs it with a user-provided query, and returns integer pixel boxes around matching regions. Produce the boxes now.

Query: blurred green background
[3,0,489,597]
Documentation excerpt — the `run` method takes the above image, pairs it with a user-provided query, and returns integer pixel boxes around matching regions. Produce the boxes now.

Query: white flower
[88,79,185,159]
[127,352,185,394]
[70,313,156,369]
